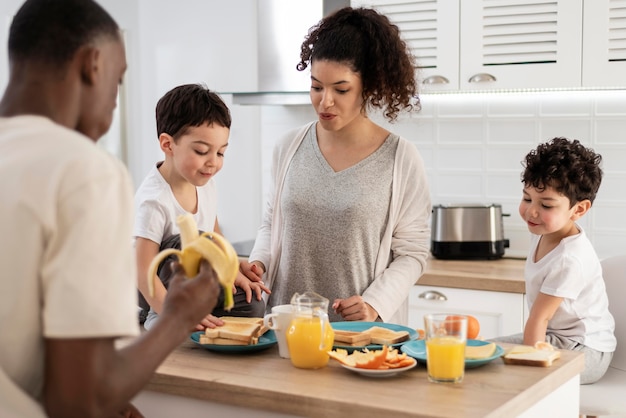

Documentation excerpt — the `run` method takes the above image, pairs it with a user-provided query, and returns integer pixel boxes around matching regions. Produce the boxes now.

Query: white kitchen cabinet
[353,0,625,91]
[582,0,626,88]
[408,285,525,339]
[459,0,583,90]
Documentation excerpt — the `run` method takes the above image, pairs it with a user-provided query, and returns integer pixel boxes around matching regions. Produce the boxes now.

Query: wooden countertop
[146,339,583,418]
[419,257,526,294]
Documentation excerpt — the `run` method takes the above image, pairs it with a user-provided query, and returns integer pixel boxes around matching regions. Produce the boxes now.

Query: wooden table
[420,257,526,293]
[134,339,583,418]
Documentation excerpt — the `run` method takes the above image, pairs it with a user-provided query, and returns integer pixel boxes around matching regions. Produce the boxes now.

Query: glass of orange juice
[424,313,467,383]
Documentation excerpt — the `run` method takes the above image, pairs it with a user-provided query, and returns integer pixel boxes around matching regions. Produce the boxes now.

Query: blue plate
[331,321,417,353]
[401,339,504,369]
[190,330,277,353]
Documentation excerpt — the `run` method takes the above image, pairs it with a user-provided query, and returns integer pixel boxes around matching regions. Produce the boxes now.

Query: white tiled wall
[255,90,626,260]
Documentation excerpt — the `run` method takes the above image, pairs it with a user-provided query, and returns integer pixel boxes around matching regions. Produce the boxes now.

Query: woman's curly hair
[297,7,419,122]
[522,137,603,206]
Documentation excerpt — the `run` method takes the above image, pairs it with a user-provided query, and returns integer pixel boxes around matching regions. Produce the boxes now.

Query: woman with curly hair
[494,137,615,384]
[242,7,431,324]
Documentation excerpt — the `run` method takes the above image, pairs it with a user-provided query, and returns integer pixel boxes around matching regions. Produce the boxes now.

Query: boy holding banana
[134,83,269,331]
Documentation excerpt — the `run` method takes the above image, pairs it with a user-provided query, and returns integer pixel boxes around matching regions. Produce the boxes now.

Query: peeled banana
[147,213,239,310]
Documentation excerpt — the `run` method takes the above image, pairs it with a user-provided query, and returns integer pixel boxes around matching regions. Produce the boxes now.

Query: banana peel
[147,213,239,310]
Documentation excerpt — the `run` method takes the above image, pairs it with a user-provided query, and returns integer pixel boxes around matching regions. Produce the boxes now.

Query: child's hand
[195,314,224,331]
[234,271,270,302]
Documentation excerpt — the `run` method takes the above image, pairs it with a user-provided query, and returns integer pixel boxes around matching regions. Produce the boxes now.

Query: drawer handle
[423,75,450,85]
[468,73,496,83]
[418,290,447,301]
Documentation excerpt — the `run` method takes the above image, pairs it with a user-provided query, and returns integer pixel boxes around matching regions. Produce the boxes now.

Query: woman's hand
[240,260,265,282]
[332,296,379,321]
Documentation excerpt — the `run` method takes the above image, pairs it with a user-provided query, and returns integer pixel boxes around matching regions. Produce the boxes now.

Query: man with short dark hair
[0,1,221,416]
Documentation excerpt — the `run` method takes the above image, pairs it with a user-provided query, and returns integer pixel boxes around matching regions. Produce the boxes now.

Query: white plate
[339,358,417,378]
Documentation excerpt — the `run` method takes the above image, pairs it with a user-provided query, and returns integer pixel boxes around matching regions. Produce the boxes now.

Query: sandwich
[199,316,267,345]
[502,343,561,367]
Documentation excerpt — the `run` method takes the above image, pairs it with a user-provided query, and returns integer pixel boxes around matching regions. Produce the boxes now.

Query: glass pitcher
[286,292,335,369]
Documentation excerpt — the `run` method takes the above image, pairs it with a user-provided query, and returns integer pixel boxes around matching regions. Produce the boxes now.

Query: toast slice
[204,317,263,344]
[503,345,561,367]
[365,326,410,345]
[333,330,372,346]
[199,336,259,346]
[216,316,268,338]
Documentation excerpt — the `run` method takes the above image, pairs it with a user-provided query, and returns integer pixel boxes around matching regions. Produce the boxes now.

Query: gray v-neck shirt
[269,125,398,322]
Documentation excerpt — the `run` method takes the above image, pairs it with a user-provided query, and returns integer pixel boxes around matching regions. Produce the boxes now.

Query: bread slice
[465,342,497,359]
[204,317,263,344]
[365,326,410,345]
[503,345,561,367]
[199,336,259,346]
[333,330,372,346]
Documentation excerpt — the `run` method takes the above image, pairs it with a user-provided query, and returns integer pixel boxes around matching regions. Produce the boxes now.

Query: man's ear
[571,199,591,220]
[78,46,101,85]
[159,133,175,154]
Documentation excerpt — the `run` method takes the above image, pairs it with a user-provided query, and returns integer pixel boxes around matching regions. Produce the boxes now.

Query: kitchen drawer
[408,285,524,339]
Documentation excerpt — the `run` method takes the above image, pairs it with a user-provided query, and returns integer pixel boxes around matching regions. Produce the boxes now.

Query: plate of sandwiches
[190,316,277,353]
[401,339,505,369]
[331,322,418,353]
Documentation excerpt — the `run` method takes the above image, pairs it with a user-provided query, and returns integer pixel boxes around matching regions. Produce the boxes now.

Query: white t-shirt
[525,226,616,352]
[133,163,217,244]
[0,116,140,417]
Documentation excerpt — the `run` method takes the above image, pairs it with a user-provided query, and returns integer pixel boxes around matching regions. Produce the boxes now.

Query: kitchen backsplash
[253,90,626,260]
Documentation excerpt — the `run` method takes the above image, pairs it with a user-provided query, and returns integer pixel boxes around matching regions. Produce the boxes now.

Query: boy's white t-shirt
[0,116,139,417]
[525,226,616,352]
[133,163,218,244]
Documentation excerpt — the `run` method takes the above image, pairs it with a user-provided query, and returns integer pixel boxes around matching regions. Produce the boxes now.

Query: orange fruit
[466,315,480,340]
[444,315,480,340]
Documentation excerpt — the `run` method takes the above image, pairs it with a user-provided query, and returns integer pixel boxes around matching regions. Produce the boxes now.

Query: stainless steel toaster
[430,204,509,259]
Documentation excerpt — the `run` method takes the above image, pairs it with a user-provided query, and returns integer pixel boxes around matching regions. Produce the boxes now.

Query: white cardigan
[250,122,432,325]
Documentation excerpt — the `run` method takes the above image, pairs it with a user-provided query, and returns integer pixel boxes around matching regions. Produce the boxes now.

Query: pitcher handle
[318,312,329,351]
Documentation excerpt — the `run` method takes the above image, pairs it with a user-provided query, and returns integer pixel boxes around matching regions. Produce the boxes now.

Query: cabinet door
[582,0,626,87]
[352,0,460,91]
[409,285,524,339]
[460,0,583,90]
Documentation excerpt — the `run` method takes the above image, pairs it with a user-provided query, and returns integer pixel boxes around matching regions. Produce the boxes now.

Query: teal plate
[331,321,418,353]
[190,330,277,353]
[401,339,505,369]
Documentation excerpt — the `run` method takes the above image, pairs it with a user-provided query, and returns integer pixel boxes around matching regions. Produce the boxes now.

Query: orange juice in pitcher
[286,292,334,369]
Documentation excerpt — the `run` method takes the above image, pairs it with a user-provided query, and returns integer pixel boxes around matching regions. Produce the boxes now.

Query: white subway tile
[437,147,483,170]
[486,146,530,170]
[438,119,484,143]
[486,93,538,116]
[486,173,521,198]
[594,119,626,144]
[487,120,537,144]
[539,119,592,143]
[436,174,483,198]
[594,91,626,115]
[593,145,626,174]
[596,174,626,202]
[539,92,593,116]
